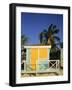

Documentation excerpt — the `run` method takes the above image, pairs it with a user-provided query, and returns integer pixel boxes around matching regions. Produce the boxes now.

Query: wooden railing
[21,60,60,73]
[48,60,59,69]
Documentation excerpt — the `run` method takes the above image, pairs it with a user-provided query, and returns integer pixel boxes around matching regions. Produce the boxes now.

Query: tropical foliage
[47,24,60,47]
[21,34,28,46]
[39,29,48,45]
[39,24,61,59]
[39,24,60,47]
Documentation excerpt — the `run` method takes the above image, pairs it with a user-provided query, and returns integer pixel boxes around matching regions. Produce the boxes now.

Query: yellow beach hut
[21,45,60,74]
[22,45,50,71]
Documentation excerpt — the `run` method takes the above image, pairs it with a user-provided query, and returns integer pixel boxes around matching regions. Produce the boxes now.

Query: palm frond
[21,35,28,45]
[39,32,42,43]
[53,36,60,42]
[48,24,53,33]
[53,25,56,29]
[39,29,48,44]
[52,29,59,34]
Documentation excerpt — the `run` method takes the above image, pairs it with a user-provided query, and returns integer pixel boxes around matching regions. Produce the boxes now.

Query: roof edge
[24,45,51,48]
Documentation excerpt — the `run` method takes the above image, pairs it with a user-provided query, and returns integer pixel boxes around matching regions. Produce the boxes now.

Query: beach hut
[21,45,60,74]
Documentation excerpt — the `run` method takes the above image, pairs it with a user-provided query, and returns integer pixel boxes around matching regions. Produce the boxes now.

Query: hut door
[30,48,38,71]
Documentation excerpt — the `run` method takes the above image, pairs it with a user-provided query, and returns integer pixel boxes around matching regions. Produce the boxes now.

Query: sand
[21,68,63,77]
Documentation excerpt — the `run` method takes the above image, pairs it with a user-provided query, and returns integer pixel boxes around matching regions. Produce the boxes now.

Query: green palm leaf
[21,34,28,46]
[53,36,60,41]
[52,29,59,34]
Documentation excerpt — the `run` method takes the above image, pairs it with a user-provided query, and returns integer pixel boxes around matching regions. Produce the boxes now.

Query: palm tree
[21,34,28,68]
[21,34,28,47]
[39,24,61,59]
[47,24,61,60]
[21,34,28,60]
[39,24,60,48]
[47,24,60,49]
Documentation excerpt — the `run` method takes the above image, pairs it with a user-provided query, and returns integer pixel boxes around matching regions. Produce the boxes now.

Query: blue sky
[21,12,63,45]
